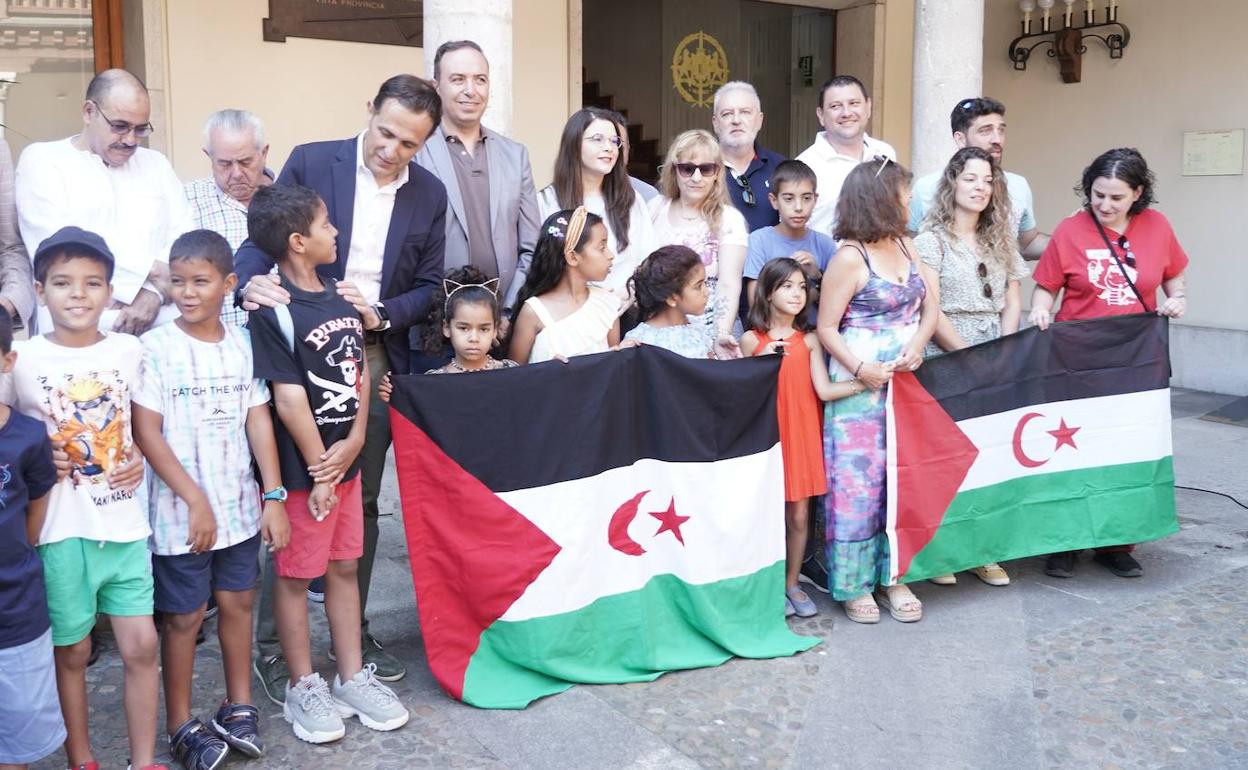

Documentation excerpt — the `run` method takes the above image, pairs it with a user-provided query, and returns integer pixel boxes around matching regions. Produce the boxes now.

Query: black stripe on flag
[915,314,1170,423]
[389,346,782,493]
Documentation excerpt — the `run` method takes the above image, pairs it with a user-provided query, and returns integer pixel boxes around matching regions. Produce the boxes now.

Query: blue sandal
[211,702,265,758]
[169,717,228,770]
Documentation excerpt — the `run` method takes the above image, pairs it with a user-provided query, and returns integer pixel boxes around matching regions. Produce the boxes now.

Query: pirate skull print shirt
[250,276,366,491]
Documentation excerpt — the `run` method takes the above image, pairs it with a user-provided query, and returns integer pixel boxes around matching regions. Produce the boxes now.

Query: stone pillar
[423,0,513,136]
[910,0,984,176]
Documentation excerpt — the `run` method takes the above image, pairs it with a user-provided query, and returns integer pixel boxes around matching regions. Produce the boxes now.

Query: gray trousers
[256,342,393,656]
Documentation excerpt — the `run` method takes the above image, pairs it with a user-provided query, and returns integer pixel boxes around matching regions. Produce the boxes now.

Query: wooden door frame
[93,0,124,72]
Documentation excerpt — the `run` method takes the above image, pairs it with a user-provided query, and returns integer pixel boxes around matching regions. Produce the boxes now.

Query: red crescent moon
[608,490,649,556]
[1012,412,1048,468]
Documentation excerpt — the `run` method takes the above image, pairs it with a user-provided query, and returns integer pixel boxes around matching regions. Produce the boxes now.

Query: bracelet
[853,361,864,378]
[1170,294,1186,300]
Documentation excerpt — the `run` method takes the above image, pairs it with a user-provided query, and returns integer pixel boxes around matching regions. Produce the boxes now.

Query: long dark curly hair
[629,245,703,323]
[421,265,501,354]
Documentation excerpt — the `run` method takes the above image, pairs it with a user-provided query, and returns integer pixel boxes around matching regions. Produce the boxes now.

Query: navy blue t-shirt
[0,409,57,648]
[726,145,788,233]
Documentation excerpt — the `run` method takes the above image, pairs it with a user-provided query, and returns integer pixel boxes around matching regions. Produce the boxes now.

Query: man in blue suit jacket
[236,75,445,690]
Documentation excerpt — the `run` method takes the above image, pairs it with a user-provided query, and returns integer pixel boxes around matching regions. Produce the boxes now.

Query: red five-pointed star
[1048,418,1080,451]
[650,497,690,546]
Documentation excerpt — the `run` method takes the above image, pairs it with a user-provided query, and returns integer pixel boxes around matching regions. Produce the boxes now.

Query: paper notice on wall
[1181,129,1244,176]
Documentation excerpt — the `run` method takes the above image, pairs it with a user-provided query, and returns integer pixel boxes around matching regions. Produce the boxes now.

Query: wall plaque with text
[263,0,423,48]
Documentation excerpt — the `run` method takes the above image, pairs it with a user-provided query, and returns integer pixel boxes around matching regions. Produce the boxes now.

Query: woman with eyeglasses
[1029,147,1189,581]
[538,108,655,299]
[649,129,749,359]
[912,146,1025,588]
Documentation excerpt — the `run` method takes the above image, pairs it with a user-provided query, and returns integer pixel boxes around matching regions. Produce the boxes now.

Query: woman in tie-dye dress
[816,158,940,624]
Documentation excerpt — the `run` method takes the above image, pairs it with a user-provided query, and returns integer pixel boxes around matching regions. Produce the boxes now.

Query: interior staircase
[582,78,661,184]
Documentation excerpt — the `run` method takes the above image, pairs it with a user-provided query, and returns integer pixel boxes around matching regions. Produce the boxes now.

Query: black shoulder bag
[1087,208,1148,310]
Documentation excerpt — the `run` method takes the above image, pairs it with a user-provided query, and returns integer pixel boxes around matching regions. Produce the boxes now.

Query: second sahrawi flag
[389,347,816,709]
[886,313,1179,583]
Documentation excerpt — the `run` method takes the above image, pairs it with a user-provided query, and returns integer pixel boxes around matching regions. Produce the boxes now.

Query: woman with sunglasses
[538,108,654,299]
[649,129,748,358]
[1030,147,1189,581]
[913,147,1025,588]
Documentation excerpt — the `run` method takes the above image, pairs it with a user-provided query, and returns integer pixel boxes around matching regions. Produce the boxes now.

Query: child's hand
[613,338,642,351]
[309,437,363,485]
[308,482,338,522]
[857,360,894,390]
[50,439,71,481]
[714,334,742,360]
[760,340,789,356]
[108,446,145,492]
[186,494,218,553]
[261,500,290,552]
[378,373,393,404]
[790,250,817,268]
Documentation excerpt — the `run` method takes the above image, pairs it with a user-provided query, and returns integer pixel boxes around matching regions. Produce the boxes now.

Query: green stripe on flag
[461,561,818,709]
[904,458,1178,582]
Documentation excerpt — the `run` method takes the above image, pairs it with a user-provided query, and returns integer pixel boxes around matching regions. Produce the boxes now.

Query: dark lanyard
[1087,208,1148,309]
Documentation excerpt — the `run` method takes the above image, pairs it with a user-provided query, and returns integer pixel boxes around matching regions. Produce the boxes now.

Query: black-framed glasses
[90,101,154,138]
[675,162,720,179]
[977,261,993,299]
[1117,236,1137,268]
[733,172,756,206]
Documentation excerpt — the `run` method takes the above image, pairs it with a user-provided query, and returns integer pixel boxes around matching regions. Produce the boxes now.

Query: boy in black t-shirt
[246,185,409,744]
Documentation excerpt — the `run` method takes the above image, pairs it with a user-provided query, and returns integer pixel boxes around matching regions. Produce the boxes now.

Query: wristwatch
[371,302,391,331]
[262,486,288,503]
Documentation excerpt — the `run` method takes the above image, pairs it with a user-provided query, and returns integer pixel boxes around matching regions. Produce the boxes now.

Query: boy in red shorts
[245,184,409,744]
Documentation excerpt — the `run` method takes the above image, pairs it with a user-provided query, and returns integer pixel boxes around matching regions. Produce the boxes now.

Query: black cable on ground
[1175,485,1248,510]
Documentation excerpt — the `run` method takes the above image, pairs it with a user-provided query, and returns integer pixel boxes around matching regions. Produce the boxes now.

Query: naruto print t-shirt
[250,276,365,491]
[12,332,149,545]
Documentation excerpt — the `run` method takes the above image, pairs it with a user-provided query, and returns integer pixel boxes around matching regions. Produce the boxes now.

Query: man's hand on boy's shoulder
[186,493,218,554]
[112,289,163,336]
[336,281,382,330]
[261,499,290,553]
[239,273,290,311]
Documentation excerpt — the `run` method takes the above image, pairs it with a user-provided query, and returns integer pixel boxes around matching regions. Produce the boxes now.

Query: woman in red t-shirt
[1029,148,1189,581]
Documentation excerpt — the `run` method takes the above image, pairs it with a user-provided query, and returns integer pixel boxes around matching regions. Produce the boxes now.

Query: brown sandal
[842,593,881,624]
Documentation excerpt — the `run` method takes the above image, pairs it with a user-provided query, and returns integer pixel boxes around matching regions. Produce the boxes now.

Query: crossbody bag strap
[1088,208,1148,309]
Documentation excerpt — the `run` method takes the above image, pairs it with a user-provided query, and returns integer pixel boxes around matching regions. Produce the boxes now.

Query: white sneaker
[333,663,410,731]
[283,673,346,744]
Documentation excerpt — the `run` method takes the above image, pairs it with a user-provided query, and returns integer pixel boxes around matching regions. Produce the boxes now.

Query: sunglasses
[1117,236,1137,268]
[977,261,993,299]
[733,173,756,206]
[675,162,720,179]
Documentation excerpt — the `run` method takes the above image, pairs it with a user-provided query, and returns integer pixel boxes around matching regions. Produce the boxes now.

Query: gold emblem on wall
[671,31,729,108]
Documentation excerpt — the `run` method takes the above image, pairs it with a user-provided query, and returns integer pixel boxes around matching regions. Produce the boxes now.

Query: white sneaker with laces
[333,663,410,731]
[283,673,346,744]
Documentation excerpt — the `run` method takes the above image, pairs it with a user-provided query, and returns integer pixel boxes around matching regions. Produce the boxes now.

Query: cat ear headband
[545,206,590,251]
[443,277,500,313]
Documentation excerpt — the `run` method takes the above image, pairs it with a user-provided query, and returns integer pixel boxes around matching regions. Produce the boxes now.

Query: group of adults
[0,37,1189,654]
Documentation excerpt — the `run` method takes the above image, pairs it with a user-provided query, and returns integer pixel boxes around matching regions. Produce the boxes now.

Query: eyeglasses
[1116,236,1137,268]
[90,101,154,138]
[977,261,993,299]
[675,162,720,179]
[584,133,622,148]
[733,172,756,206]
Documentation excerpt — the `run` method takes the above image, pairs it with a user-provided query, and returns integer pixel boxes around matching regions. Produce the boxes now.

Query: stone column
[423,0,514,136]
[910,0,984,176]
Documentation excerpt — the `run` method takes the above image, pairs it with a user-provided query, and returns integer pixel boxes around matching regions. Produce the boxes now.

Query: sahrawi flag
[389,346,817,709]
[886,313,1178,583]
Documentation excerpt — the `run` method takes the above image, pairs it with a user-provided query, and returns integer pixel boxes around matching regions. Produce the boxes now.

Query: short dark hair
[170,229,234,277]
[432,40,485,79]
[817,75,868,109]
[950,97,1006,135]
[1078,147,1156,215]
[770,159,818,194]
[33,247,114,285]
[747,257,815,334]
[371,74,442,128]
[0,311,11,355]
[833,157,914,243]
[247,184,323,261]
[630,245,703,322]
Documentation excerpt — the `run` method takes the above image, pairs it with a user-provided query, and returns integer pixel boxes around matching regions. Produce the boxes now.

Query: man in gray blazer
[416,39,539,368]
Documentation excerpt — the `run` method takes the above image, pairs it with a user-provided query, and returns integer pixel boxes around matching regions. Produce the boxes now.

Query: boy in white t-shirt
[12,226,162,770]
[133,230,289,770]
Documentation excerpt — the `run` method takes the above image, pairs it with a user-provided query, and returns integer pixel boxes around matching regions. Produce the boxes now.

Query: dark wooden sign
[263,0,423,48]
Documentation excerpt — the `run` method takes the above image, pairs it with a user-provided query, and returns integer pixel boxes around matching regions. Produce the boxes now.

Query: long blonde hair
[922,147,1016,265]
[657,129,731,236]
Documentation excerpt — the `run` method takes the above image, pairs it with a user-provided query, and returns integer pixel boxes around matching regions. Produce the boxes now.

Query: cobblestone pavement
[32,390,1248,769]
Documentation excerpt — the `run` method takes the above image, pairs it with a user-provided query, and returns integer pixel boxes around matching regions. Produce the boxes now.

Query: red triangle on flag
[889,372,979,581]
[390,407,562,701]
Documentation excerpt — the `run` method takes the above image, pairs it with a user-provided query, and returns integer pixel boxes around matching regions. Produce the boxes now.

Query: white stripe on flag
[496,446,784,622]
[956,388,1172,493]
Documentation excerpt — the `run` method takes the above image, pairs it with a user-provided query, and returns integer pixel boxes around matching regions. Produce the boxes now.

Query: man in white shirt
[796,75,897,238]
[907,97,1049,259]
[16,69,191,334]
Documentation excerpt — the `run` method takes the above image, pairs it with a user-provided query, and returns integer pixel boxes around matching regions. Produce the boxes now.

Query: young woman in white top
[537,108,654,299]
[648,129,748,359]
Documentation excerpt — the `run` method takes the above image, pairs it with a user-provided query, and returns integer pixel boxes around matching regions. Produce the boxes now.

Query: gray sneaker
[283,673,346,744]
[332,663,410,732]
[253,653,289,706]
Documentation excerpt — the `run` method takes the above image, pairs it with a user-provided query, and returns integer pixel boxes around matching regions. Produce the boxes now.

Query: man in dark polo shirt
[711,81,787,233]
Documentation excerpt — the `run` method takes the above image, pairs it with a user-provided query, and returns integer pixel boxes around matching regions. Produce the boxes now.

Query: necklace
[678,202,702,221]
[447,358,493,373]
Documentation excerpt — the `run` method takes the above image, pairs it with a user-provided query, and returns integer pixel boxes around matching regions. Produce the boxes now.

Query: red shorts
[273,476,364,579]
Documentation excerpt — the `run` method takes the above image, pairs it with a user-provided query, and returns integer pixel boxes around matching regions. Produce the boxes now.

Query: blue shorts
[153,533,262,615]
[0,628,66,764]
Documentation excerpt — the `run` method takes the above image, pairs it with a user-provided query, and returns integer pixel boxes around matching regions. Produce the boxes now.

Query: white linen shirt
[345,132,408,306]
[796,132,897,238]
